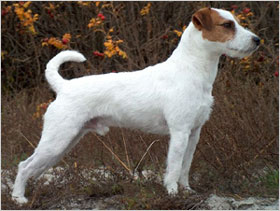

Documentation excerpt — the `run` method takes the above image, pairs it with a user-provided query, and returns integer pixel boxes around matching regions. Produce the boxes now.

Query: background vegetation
[1,1,279,209]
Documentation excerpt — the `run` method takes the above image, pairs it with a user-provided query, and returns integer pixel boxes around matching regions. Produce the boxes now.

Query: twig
[139,135,154,164]
[29,33,41,81]
[93,133,132,175]
[242,137,276,167]
[17,130,36,149]
[204,128,223,167]
[134,139,160,173]
[121,129,131,171]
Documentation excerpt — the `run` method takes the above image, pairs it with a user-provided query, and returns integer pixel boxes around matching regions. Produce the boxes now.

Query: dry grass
[1,1,279,209]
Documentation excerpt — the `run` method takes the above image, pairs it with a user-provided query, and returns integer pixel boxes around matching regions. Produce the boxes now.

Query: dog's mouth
[224,44,259,59]
[227,45,259,54]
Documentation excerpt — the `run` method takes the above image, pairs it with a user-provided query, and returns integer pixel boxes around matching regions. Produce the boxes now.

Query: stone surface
[2,168,278,210]
[205,194,279,210]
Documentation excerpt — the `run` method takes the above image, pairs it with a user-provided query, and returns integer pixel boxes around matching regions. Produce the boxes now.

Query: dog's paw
[182,186,196,194]
[165,183,179,195]
[12,196,28,205]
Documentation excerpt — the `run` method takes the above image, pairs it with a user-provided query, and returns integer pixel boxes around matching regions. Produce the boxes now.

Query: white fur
[12,8,260,204]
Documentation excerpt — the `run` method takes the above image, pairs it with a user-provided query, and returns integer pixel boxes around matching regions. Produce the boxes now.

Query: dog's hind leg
[12,111,86,204]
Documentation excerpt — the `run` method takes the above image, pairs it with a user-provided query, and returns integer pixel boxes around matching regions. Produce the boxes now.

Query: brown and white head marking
[191,8,260,58]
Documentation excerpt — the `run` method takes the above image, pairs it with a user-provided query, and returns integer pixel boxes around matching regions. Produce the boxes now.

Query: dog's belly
[105,113,170,135]
[86,111,170,136]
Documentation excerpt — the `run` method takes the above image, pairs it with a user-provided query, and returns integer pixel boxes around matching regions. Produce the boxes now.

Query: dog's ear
[192,8,212,31]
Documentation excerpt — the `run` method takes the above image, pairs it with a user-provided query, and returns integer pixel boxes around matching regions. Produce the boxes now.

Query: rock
[1,170,14,191]
[2,168,278,210]
[37,166,65,185]
[205,194,279,210]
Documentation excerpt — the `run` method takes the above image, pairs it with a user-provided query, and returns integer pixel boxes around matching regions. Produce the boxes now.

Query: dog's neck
[168,22,220,88]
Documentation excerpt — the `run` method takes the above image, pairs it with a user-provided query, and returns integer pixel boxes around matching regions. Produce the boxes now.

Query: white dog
[12,8,260,204]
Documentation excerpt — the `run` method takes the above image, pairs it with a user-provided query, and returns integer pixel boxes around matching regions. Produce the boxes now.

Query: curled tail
[45,50,86,93]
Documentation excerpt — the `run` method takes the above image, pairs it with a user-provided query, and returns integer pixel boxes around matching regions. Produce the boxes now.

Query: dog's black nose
[252,36,261,46]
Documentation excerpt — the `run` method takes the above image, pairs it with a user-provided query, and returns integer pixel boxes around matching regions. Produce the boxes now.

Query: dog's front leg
[179,126,202,192]
[164,129,190,194]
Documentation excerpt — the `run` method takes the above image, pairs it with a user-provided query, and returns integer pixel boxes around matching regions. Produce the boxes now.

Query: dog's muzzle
[227,35,261,56]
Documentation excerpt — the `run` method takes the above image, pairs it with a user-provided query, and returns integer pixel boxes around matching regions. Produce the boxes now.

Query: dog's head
[192,8,260,58]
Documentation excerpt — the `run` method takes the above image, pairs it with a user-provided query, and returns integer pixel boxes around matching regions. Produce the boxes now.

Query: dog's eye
[222,22,233,29]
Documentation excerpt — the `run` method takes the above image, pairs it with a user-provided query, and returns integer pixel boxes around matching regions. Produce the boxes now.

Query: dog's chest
[193,94,213,127]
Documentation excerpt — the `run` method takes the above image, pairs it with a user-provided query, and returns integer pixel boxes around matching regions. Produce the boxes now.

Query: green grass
[261,169,279,191]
